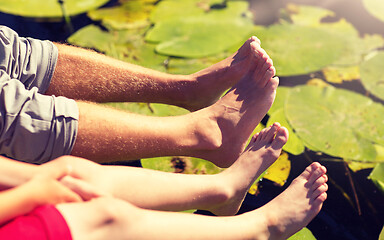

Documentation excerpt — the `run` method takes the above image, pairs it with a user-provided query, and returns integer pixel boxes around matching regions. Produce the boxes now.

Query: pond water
[0,0,383,239]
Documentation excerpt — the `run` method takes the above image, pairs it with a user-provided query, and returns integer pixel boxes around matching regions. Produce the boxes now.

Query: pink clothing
[0,205,72,240]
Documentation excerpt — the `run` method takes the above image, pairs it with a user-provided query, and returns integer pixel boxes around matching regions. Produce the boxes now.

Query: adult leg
[71,42,278,167]
[46,37,262,111]
[56,162,328,240]
[49,124,288,216]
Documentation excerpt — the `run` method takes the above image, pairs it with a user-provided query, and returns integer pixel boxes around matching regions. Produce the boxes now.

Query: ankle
[189,109,223,151]
[264,210,286,240]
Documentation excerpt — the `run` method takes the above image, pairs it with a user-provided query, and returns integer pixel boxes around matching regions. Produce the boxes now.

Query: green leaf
[368,162,384,193]
[88,0,156,30]
[0,0,109,18]
[167,53,227,75]
[259,3,383,76]
[285,85,384,161]
[263,152,291,186]
[145,1,254,58]
[255,24,345,76]
[363,0,384,23]
[379,226,384,240]
[288,227,316,240]
[104,102,189,117]
[149,0,227,23]
[267,108,305,155]
[68,25,167,72]
[322,65,360,84]
[360,51,384,102]
[269,87,290,116]
[346,161,377,172]
[141,156,222,175]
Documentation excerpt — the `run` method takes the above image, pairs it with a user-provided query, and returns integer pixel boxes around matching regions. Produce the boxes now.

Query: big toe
[271,126,289,150]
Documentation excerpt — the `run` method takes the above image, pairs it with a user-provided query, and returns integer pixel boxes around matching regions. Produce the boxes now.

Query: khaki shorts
[0,25,78,164]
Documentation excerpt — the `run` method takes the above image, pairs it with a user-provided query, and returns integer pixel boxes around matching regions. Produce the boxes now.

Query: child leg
[51,124,288,216]
[56,162,328,240]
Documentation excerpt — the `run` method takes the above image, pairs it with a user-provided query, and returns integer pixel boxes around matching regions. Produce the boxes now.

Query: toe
[265,122,281,142]
[308,164,327,184]
[312,183,328,200]
[312,175,328,190]
[271,126,289,150]
[301,162,322,180]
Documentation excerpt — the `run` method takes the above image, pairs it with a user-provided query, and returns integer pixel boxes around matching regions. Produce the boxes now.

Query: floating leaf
[290,4,384,65]
[88,0,156,30]
[141,156,222,175]
[150,0,234,23]
[323,65,360,84]
[368,162,384,193]
[363,0,384,23]
[0,0,109,18]
[306,78,331,88]
[145,1,254,58]
[167,53,227,75]
[285,3,334,26]
[288,227,316,240]
[263,152,291,186]
[255,23,345,76]
[360,51,384,101]
[285,85,384,161]
[269,87,290,116]
[68,25,167,71]
[278,4,384,71]
[267,109,305,155]
[346,161,377,172]
[105,102,189,117]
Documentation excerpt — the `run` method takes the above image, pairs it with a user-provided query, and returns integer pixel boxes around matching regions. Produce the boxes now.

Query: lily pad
[167,53,227,75]
[288,227,316,240]
[285,85,384,161]
[0,0,109,18]
[141,156,222,175]
[145,1,254,58]
[363,0,384,23]
[272,4,384,76]
[267,109,305,155]
[68,25,167,72]
[323,65,360,84]
[105,102,189,117]
[149,0,234,23]
[255,23,345,76]
[263,152,291,186]
[269,87,290,116]
[360,51,384,101]
[368,162,384,193]
[346,161,378,172]
[88,0,156,30]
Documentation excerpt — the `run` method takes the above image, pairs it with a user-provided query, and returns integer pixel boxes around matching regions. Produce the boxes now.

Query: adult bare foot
[190,41,278,167]
[208,123,289,216]
[248,162,328,240]
[182,36,264,111]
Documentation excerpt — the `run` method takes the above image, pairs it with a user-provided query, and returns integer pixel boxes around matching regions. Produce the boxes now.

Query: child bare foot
[208,123,289,216]
[182,36,264,111]
[190,42,278,167]
[248,162,328,240]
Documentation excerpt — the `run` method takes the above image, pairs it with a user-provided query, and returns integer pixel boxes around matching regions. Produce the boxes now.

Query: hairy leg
[56,163,327,240]
[51,125,287,215]
[71,41,278,167]
[46,37,261,111]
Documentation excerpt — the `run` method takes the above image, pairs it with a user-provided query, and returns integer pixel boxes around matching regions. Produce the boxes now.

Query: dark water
[0,0,383,239]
